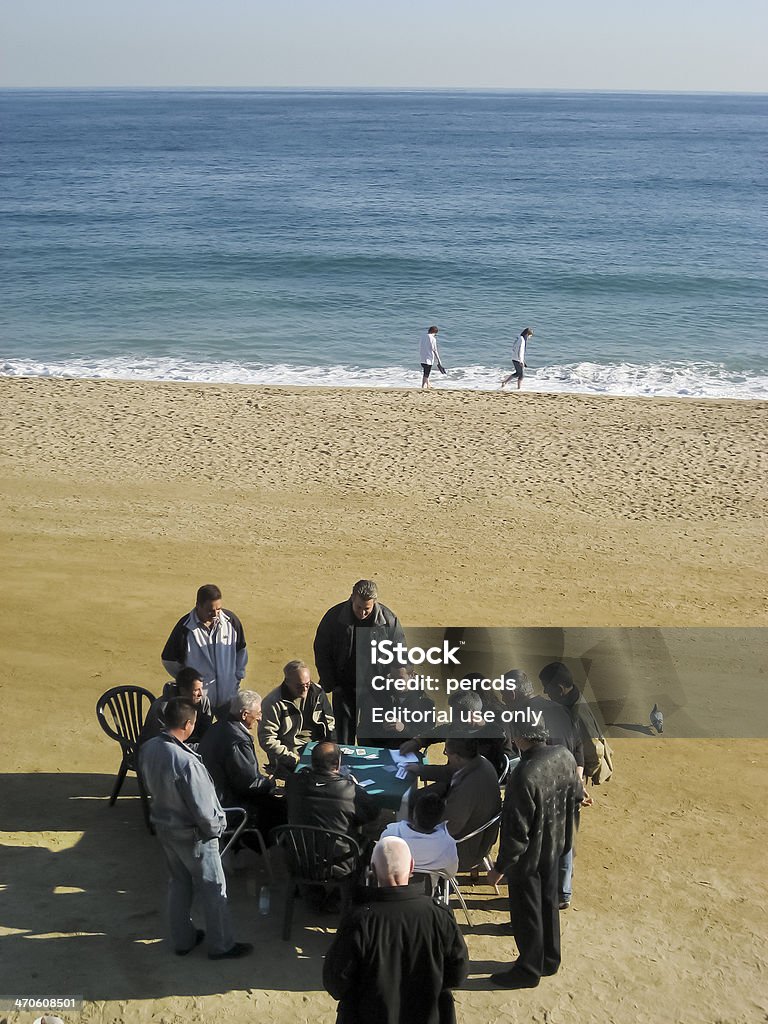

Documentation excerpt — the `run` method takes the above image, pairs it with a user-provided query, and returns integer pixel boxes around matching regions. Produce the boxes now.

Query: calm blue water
[2,89,767,398]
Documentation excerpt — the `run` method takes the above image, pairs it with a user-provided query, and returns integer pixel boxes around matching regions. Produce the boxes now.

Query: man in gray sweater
[139,697,252,960]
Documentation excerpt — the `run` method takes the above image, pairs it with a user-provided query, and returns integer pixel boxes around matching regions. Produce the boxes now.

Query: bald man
[323,837,468,1024]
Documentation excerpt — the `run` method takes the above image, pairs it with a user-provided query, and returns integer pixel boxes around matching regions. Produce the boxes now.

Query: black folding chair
[96,685,156,830]
[270,825,361,941]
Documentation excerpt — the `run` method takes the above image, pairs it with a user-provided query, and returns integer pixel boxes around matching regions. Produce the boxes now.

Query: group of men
[138,578,610,1015]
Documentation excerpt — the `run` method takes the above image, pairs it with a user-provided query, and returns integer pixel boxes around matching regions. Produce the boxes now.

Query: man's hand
[399,739,422,756]
[487,868,505,887]
[403,762,422,775]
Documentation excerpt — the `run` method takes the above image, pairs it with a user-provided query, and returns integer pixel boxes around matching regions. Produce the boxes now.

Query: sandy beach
[1,375,766,1024]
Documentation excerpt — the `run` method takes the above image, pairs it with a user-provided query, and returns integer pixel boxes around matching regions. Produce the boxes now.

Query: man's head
[164,697,198,741]
[412,791,447,834]
[444,737,479,772]
[370,837,413,887]
[195,584,223,627]
[427,325,438,336]
[448,690,483,719]
[522,327,534,339]
[175,667,205,705]
[511,716,549,749]
[230,689,262,731]
[501,668,534,709]
[282,660,312,700]
[311,740,341,774]
[350,579,378,622]
[539,662,575,700]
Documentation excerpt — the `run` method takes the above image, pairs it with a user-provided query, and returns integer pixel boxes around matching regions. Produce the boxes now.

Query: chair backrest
[455,812,502,862]
[96,685,156,751]
[271,825,361,883]
[497,754,521,785]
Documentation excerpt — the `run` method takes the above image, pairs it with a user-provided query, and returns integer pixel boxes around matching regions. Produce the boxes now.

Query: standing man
[161,584,248,720]
[323,836,469,1024]
[501,326,534,390]
[487,720,583,989]
[419,325,444,390]
[138,697,252,960]
[258,659,336,778]
[314,579,405,744]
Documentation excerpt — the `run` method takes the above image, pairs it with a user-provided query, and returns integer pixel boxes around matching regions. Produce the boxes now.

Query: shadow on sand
[1,773,341,1002]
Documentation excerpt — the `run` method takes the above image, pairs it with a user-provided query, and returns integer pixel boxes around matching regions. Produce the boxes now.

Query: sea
[2,89,767,399]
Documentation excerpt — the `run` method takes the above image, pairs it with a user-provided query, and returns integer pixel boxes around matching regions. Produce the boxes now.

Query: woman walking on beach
[419,326,444,389]
[501,327,534,390]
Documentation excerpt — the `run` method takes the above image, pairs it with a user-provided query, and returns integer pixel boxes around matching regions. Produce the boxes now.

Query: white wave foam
[2,355,766,400]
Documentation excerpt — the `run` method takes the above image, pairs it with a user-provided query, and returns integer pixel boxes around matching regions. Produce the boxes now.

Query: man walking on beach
[139,697,252,960]
[419,325,444,389]
[323,836,468,1023]
[501,327,534,390]
[161,584,248,720]
[314,579,405,744]
[487,720,582,988]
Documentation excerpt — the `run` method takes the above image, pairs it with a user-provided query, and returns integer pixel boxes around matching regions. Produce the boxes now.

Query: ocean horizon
[2,89,766,400]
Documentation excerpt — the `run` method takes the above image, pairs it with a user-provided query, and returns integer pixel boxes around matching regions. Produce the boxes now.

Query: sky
[1,0,766,93]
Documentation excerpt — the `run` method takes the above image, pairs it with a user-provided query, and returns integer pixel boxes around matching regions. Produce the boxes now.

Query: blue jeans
[559,847,573,902]
[156,828,234,955]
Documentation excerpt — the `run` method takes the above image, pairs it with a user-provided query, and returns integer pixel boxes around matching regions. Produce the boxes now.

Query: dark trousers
[332,691,356,745]
[507,864,561,979]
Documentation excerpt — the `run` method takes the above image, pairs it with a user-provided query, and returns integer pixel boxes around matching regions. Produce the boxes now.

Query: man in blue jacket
[139,697,252,960]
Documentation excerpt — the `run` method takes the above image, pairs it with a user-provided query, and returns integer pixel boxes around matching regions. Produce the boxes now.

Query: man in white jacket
[501,327,534,390]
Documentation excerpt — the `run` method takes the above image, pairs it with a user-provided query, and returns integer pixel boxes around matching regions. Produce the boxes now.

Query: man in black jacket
[323,836,468,1024]
[285,741,378,876]
[502,667,588,910]
[198,690,284,836]
[140,667,213,749]
[488,721,583,989]
[313,579,405,744]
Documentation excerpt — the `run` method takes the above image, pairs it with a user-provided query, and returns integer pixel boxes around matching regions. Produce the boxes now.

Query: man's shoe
[559,899,571,911]
[208,941,254,961]
[489,969,540,989]
[175,929,205,956]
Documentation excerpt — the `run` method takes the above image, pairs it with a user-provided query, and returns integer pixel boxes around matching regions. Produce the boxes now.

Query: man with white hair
[323,837,468,1024]
[198,690,284,835]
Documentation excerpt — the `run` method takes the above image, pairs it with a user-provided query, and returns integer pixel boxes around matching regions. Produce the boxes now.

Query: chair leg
[110,759,129,805]
[449,876,473,927]
[250,829,275,884]
[136,770,154,834]
[282,885,296,942]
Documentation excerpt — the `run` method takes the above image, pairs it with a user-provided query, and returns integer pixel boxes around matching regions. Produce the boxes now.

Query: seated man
[141,667,213,749]
[258,660,335,779]
[380,791,458,892]
[198,690,284,836]
[408,738,502,872]
[285,740,379,877]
